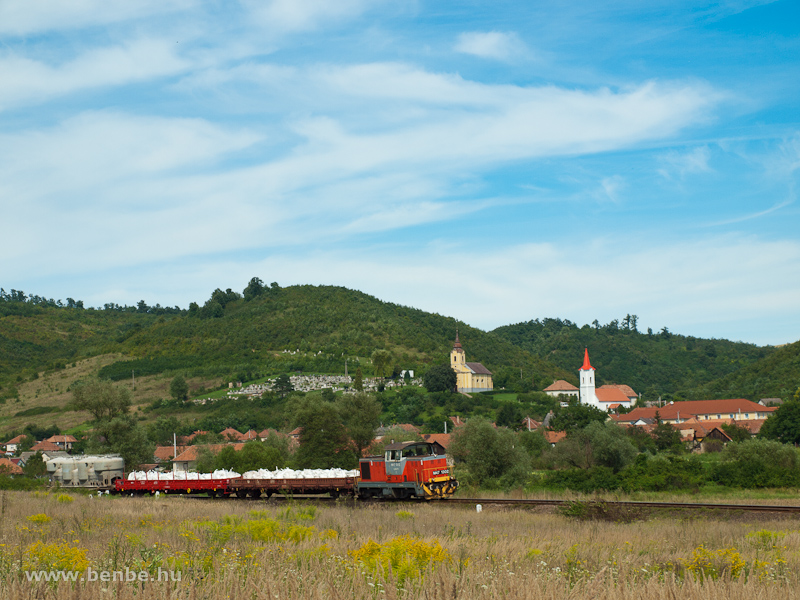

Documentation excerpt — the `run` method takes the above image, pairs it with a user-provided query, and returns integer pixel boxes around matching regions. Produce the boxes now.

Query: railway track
[448,497,800,513]
[185,493,800,514]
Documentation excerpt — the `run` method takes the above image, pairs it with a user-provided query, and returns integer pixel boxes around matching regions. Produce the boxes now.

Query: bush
[450,418,530,486]
[710,438,800,488]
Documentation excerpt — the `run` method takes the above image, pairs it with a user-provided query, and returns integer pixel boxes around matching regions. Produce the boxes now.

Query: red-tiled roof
[178,430,208,444]
[4,434,27,445]
[544,380,578,392]
[30,440,60,452]
[613,399,774,423]
[154,446,188,461]
[598,384,637,398]
[396,424,420,433]
[219,427,244,440]
[544,431,567,444]
[173,443,245,463]
[240,430,259,440]
[521,416,542,430]
[448,416,466,427]
[258,428,288,439]
[421,433,451,449]
[595,387,631,405]
[0,458,23,475]
[45,435,78,443]
[466,362,492,375]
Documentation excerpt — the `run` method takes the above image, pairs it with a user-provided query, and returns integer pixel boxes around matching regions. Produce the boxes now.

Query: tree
[652,415,684,453]
[146,416,181,446]
[759,401,800,445]
[243,277,266,301]
[371,349,392,379]
[338,393,382,457]
[449,418,530,486]
[721,422,752,443]
[273,373,294,398]
[23,451,46,477]
[518,429,549,462]
[586,421,637,471]
[72,379,131,421]
[210,441,287,473]
[549,404,607,431]
[87,415,154,470]
[292,397,355,469]
[170,375,189,402]
[424,363,456,393]
[369,426,423,456]
[353,367,364,392]
[194,446,218,473]
[496,403,522,429]
[551,422,635,472]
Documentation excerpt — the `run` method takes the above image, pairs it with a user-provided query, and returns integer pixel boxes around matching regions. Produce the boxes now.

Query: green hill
[3,285,797,422]
[0,284,571,403]
[491,317,781,402]
[695,340,800,401]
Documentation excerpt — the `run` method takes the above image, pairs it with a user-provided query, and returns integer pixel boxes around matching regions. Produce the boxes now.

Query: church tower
[579,348,598,407]
[451,330,466,368]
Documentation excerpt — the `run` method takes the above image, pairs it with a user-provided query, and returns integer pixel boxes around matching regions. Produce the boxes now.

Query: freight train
[48,441,459,500]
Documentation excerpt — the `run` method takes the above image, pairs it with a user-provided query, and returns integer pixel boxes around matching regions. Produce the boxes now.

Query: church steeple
[579,347,597,407]
[581,347,594,371]
[451,329,465,366]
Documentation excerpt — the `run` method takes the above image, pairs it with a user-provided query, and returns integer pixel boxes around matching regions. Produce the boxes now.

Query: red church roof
[581,348,594,371]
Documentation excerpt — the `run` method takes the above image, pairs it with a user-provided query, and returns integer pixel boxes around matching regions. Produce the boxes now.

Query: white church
[578,348,636,411]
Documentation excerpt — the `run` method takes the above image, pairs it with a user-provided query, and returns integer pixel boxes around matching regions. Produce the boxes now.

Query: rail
[445,497,800,513]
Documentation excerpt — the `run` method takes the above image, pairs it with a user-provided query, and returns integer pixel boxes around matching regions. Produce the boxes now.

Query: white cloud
[0,40,188,110]
[658,146,713,180]
[0,111,260,205]
[454,31,528,61]
[0,0,194,35]
[0,66,722,287]
[241,0,377,32]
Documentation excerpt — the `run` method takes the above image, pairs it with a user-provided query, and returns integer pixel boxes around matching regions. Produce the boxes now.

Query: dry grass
[2,490,800,599]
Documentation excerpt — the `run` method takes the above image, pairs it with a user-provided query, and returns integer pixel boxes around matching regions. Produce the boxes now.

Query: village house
[45,434,78,451]
[543,380,579,399]
[611,399,775,425]
[0,457,23,475]
[2,434,27,455]
[30,440,61,453]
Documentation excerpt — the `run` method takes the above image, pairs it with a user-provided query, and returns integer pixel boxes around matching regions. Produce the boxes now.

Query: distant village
[0,336,782,476]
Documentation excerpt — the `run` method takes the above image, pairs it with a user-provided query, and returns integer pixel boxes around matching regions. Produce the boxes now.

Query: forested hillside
[491,317,785,402]
[696,340,800,401]
[0,284,570,402]
[2,285,796,408]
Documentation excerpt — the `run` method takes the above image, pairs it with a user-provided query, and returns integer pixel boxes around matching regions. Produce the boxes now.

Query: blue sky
[1,0,799,345]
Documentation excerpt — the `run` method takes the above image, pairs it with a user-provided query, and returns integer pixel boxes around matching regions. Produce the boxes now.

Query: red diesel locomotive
[358,440,458,499]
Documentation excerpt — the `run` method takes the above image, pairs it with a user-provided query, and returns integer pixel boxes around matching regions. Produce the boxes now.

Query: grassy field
[2,490,800,599]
